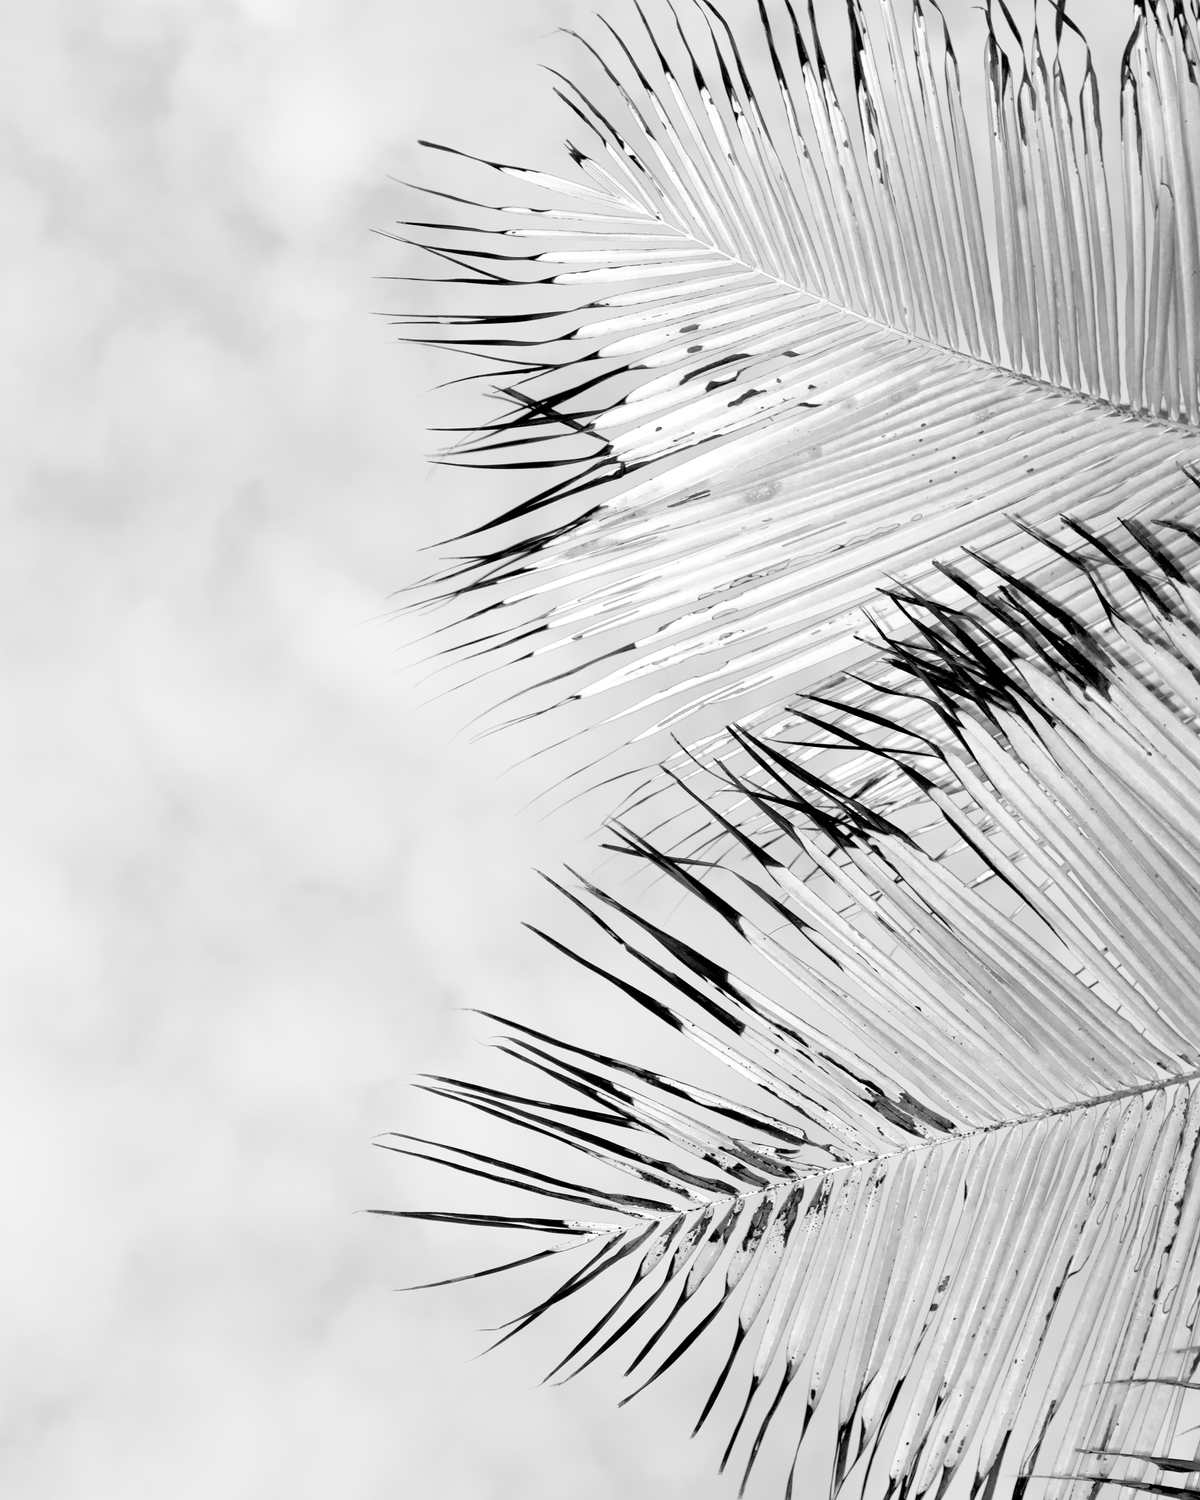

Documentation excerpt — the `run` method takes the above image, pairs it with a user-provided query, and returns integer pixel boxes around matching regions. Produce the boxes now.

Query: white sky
[0,2,1138,1498]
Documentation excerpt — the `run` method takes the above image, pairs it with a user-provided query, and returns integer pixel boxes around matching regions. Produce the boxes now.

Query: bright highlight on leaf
[391,1,1200,1496]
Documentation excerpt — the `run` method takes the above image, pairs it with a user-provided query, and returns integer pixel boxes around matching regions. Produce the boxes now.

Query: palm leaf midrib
[561,204,1188,437]
[539,53,1196,441]
[645,1061,1200,1214]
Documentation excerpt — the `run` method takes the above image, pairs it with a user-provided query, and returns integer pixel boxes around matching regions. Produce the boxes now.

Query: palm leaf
[391,2,1200,1496]
[389,530,1200,1497]
[403,0,1200,786]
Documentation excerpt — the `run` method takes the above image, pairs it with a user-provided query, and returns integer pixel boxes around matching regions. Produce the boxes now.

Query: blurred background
[0,2,1136,1497]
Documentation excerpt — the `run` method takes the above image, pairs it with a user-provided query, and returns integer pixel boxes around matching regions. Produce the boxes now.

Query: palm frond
[391,527,1200,1498]
[615,511,1200,866]
[404,0,1200,778]
[395,3,1200,1496]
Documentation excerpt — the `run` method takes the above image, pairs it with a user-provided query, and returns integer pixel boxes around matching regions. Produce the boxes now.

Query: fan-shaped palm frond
[391,2,1200,1496]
